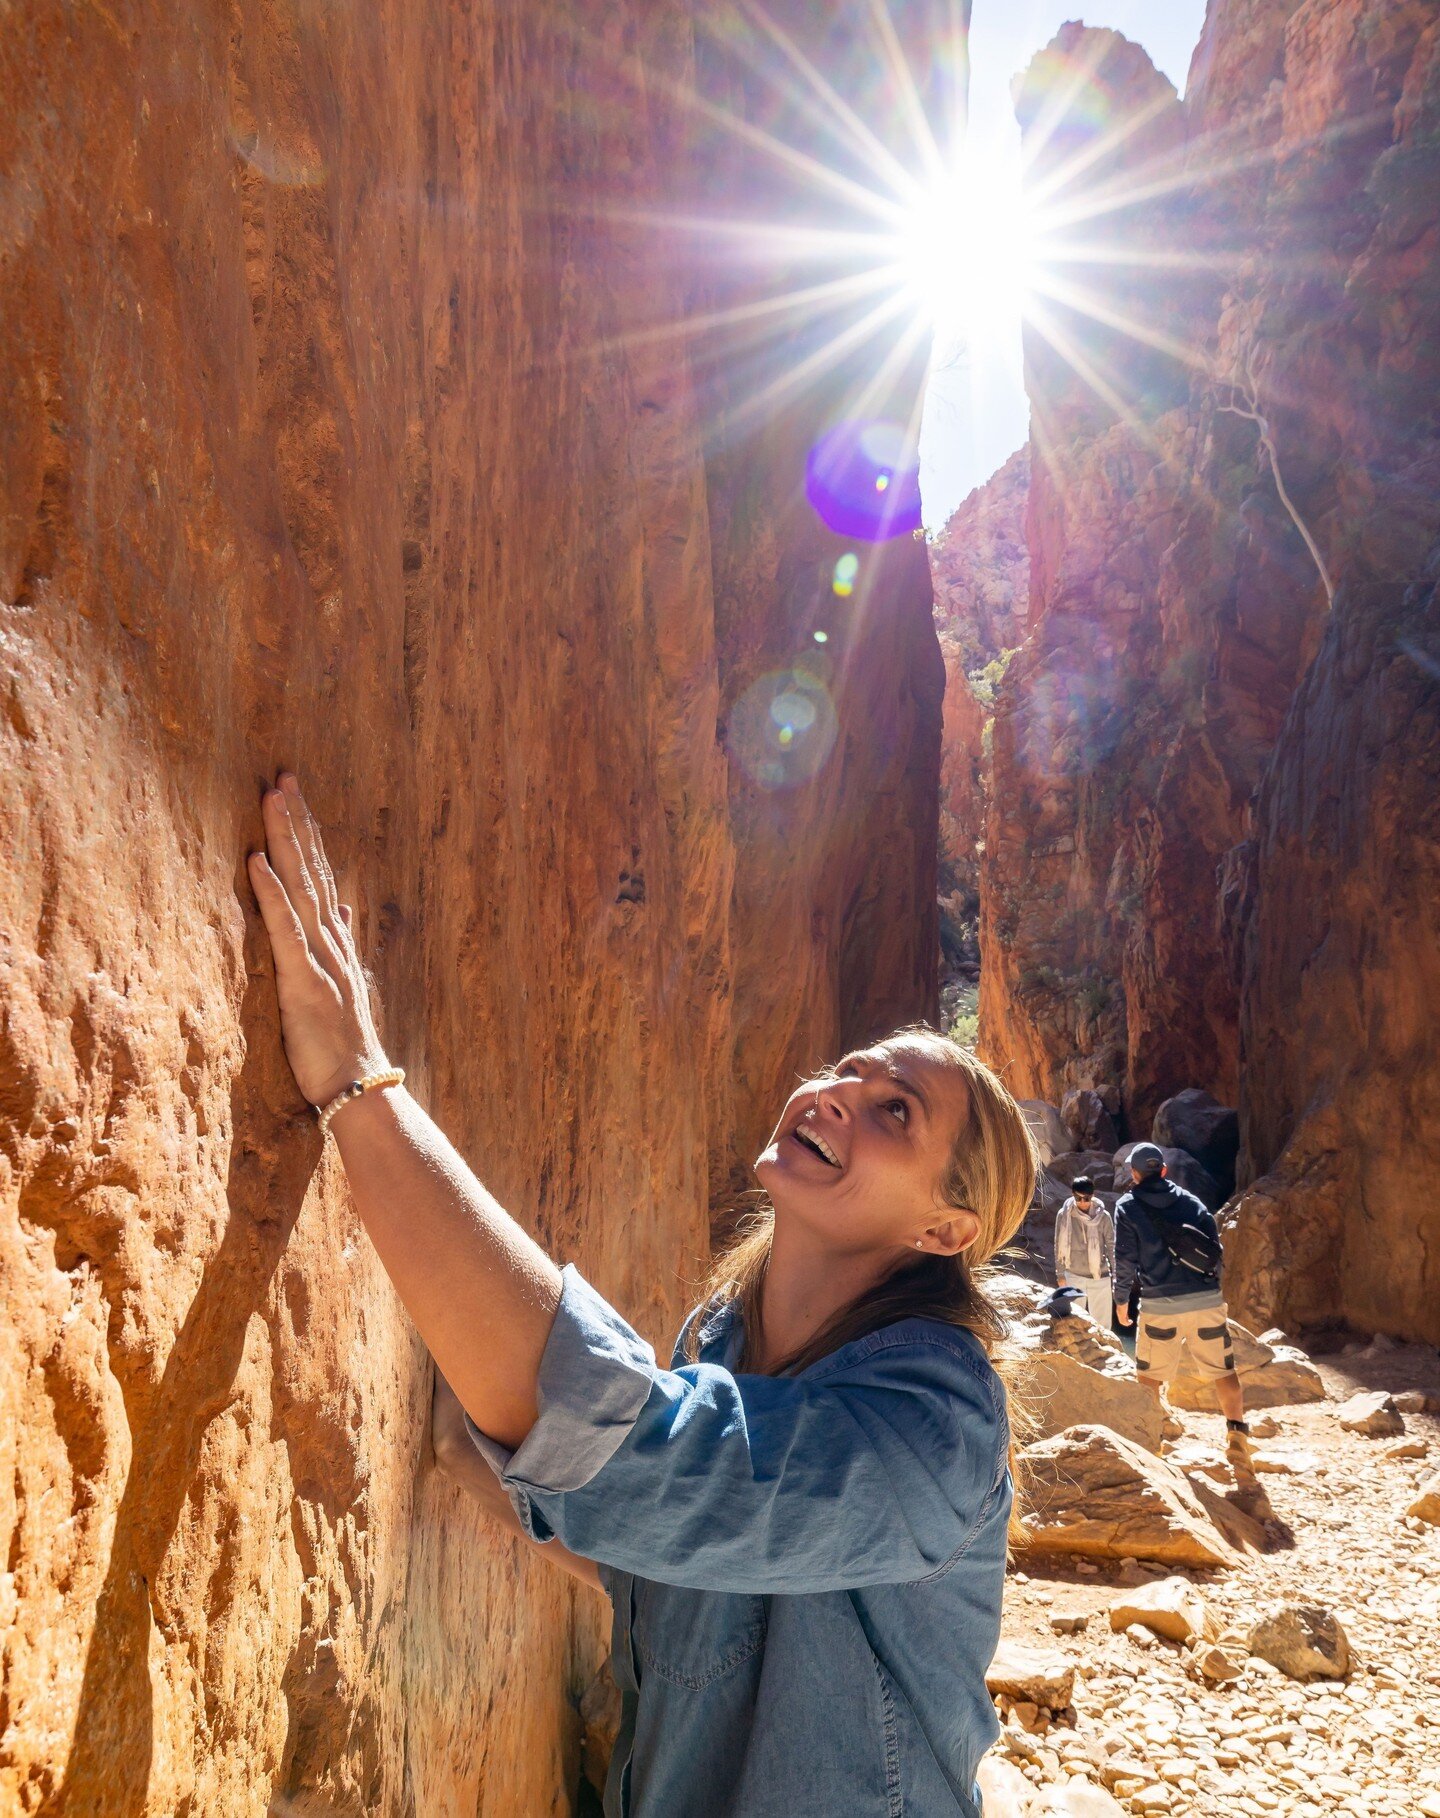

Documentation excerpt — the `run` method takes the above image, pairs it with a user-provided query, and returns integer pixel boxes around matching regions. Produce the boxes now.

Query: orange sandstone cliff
[0,2,947,1810]
[968,2,1440,1341]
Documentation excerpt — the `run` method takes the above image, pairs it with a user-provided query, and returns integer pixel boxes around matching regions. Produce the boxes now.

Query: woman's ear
[919,1209,981,1256]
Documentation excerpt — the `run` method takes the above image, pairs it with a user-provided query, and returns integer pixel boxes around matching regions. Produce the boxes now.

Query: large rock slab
[1018,1426,1239,1568]
[1063,1088,1119,1155]
[1021,1352,1165,1454]
[1048,1149,1116,1192]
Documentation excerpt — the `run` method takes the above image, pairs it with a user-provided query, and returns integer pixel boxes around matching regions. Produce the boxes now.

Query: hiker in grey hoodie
[1053,1176,1114,1328]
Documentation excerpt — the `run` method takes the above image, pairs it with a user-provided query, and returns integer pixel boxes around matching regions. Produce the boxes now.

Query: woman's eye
[884,1098,908,1125]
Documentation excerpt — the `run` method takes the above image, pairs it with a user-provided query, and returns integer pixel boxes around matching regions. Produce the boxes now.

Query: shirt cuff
[463,1263,657,1541]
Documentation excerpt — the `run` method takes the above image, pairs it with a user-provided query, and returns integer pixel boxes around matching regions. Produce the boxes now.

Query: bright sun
[891,158,1039,351]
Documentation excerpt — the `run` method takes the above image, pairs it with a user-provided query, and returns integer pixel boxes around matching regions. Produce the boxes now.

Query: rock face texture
[929,447,1028,985]
[973,3,1440,1341]
[0,2,945,1810]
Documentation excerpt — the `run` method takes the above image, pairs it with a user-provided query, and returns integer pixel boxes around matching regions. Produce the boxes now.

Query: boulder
[1335,1390,1405,1436]
[1020,1099,1071,1166]
[1246,1604,1351,1681]
[975,1756,1032,1818]
[1017,1426,1239,1569]
[985,1639,1076,1708]
[1107,1576,1213,1645]
[1406,1474,1440,1525]
[1393,1390,1439,1415]
[1063,1088,1119,1155]
[1168,1322,1326,1412]
[1151,1090,1239,1195]
[1048,1149,1116,1192]
[1003,1282,1164,1453]
[1020,1352,1164,1454]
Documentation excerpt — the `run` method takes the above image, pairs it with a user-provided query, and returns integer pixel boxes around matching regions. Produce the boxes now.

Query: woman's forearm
[332,1086,562,1450]
[246,774,561,1450]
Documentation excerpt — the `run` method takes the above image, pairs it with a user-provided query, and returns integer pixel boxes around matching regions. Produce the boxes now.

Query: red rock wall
[974,1,1440,1338]
[1216,0,1440,1345]
[0,2,947,1809]
[930,446,1029,909]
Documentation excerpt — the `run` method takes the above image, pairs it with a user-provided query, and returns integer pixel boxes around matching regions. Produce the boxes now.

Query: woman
[249,775,1038,1817]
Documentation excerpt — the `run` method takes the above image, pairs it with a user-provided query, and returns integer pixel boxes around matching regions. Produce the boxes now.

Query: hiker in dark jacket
[1113,1143,1255,1483]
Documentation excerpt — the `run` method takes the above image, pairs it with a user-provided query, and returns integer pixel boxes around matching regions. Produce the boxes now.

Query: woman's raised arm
[247,773,562,1449]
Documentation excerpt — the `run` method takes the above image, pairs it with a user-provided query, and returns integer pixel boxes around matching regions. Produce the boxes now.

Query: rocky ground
[982,1336,1440,1818]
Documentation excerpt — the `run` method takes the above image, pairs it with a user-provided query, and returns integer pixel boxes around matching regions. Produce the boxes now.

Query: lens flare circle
[806,421,921,541]
[728,669,838,792]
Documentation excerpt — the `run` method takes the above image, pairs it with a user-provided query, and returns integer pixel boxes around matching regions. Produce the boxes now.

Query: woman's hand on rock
[248,773,390,1109]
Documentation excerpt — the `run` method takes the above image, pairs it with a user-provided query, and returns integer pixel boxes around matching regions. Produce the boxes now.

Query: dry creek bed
[988,1346,1440,1818]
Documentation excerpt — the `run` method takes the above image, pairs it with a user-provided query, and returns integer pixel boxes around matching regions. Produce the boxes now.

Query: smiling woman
[689,1028,1039,1376]
[248,775,1041,1817]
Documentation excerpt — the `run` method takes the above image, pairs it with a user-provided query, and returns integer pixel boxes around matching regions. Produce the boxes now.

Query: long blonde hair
[687,1026,1039,1376]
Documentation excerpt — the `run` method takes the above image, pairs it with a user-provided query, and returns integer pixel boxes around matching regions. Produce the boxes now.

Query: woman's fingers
[248,851,312,975]
[261,786,329,955]
[279,774,344,930]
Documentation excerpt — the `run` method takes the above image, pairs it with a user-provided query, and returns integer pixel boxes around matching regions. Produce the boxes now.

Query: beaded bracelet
[317,1067,406,1137]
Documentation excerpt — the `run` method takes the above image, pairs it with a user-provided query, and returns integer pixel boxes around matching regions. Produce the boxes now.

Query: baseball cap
[1129,1142,1165,1177]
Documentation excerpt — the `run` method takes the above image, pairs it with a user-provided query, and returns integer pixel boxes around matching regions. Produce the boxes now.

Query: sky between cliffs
[918,0,1207,532]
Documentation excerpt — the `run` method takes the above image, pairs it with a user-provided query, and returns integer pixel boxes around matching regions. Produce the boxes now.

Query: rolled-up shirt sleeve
[466,1264,1009,1596]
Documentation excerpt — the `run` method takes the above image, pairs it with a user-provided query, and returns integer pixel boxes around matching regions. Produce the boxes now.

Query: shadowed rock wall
[0,1,947,1810]
[695,5,955,1198]
[930,446,1029,912]
[973,1,1440,1339]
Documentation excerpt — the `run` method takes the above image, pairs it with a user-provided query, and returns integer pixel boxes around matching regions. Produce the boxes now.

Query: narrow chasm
[3,0,1438,1813]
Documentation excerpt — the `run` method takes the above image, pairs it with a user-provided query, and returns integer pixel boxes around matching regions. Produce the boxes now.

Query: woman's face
[754,1038,979,1259]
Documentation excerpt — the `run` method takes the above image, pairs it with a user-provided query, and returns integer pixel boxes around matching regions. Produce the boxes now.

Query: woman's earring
[915,1240,923,1248]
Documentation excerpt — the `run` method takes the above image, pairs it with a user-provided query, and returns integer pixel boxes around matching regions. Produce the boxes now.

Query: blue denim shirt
[469,1267,1010,1817]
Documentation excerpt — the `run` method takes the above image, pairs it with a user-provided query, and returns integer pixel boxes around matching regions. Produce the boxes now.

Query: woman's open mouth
[792,1125,842,1168]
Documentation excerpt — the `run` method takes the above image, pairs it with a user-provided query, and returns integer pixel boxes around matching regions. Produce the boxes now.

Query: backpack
[1147,1206,1223,1277]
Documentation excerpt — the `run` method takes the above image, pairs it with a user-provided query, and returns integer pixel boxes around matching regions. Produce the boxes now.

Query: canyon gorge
[1,0,1437,1813]
[937,0,1440,1347]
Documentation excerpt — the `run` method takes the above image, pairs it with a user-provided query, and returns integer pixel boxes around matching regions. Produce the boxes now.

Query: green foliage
[949,1011,979,1050]
[967,644,1022,708]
